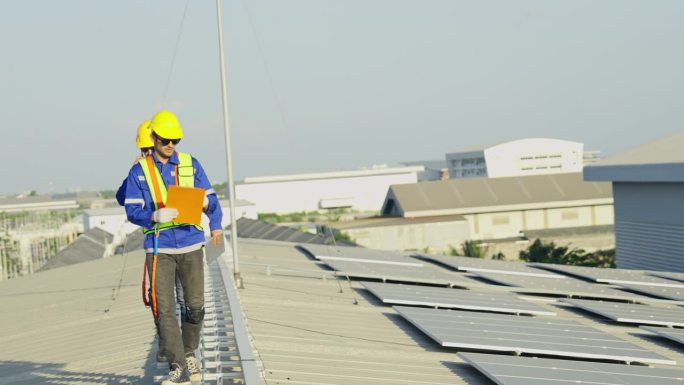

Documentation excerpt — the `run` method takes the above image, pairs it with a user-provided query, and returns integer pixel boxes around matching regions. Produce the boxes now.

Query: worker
[116,120,154,205]
[124,110,223,385]
[116,119,185,363]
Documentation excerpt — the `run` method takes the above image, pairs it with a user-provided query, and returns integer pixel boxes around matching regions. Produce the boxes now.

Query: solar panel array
[298,243,423,266]
[292,243,684,381]
[562,298,684,327]
[361,282,556,316]
[614,283,684,302]
[394,305,675,364]
[417,253,563,278]
[641,326,684,346]
[531,263,684,288]
[471,271,649,301]
[322,259,471,287]
[459,352,684,385]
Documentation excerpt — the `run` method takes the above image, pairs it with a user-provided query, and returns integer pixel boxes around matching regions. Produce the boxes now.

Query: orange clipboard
[165,185,205,225]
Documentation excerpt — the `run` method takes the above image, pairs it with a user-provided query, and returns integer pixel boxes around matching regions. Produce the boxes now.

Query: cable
[161,0,191,106]
[238,0,303,170]
[247,317,416,347]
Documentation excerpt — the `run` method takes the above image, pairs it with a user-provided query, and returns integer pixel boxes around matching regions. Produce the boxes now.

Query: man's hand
[152,208,178,223]
[211,230,223,246]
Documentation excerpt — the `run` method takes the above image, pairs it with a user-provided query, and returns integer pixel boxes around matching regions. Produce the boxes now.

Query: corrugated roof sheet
[0,250,158,385]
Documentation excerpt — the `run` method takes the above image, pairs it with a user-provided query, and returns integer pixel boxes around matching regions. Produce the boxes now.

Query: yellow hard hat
[135,120,154,149]
[149,110,184,140]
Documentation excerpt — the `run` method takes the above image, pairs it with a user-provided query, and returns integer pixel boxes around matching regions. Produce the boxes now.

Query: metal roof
[2,239,261,385]
[385,172,613,217]
[0,251,158,385]
[40,228,114,271]
[584,131,684,182]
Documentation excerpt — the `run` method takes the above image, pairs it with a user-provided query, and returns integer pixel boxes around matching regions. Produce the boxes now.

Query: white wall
[344,220,470,252]
[485,138,583,178]
[236,172,419,214]
[464,204,614,240]
[83,211,137,246]
[446,139,584,179]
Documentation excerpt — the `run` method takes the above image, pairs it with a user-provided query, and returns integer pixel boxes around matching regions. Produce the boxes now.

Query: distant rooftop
[385,172,612,217]
[40,227,113,271]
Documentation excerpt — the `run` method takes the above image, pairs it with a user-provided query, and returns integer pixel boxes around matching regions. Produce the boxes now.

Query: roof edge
[584,163,684,182]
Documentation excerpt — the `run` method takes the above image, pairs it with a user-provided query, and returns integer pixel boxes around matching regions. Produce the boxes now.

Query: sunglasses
[155,136,181,146]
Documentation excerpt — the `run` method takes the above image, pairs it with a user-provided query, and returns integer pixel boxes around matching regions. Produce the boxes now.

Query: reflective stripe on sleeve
[124,198,145,207]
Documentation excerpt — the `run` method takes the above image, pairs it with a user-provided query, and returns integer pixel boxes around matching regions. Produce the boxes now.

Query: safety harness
[139,152,202,318]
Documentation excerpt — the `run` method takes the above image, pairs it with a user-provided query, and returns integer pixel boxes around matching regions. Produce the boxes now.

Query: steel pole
[216,0,243,288]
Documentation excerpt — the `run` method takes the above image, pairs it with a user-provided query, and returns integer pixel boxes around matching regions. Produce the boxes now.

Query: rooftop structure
[585,131,684,271]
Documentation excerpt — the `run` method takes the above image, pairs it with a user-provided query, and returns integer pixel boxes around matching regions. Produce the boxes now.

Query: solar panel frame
[298,244,423,267]
[530,263,684,288]
[394,306,675,365]
[361,281,556,316]
[561,298,684,328]
[417,253,564,278]
[649,271,684,284]
[459,352,684,385]
[640,325,684,346]
[322,259,472,287]
[472,271,650,302]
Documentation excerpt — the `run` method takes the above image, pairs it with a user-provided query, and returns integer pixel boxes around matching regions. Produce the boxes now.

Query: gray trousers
[146,248,204,368]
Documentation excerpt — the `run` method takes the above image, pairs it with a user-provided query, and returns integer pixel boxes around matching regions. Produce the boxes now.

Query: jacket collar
[152,151,179,165]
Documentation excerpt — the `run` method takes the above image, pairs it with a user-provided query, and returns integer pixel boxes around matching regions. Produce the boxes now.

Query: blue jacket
[116,179,126,206]
[124,151,222,254]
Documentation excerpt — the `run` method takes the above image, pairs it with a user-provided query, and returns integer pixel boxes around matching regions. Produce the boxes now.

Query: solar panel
[562,298,684,327]
[394,306,674,365]
[361,282,556,316]
[530,263,684,288]
[472,271,649,301]
[615,283,684,302]
[298,244,423,267]
[321,259,470,287]
[650,271,684,284]
[459,352,684,385]
[417,253,563,278]
[640,326,684,346]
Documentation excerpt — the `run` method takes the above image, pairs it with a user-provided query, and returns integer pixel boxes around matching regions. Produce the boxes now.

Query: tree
[461,240,489,259]
[519,238,615,268]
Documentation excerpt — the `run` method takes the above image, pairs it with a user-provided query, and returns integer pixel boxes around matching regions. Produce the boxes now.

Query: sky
[1,0,683,195]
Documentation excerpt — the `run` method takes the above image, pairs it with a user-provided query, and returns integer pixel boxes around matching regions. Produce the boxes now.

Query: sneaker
[185,354,201,382]
[161,364,190,385]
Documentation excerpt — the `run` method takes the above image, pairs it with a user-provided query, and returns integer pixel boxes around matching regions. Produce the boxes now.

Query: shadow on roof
[0,355,157,385]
